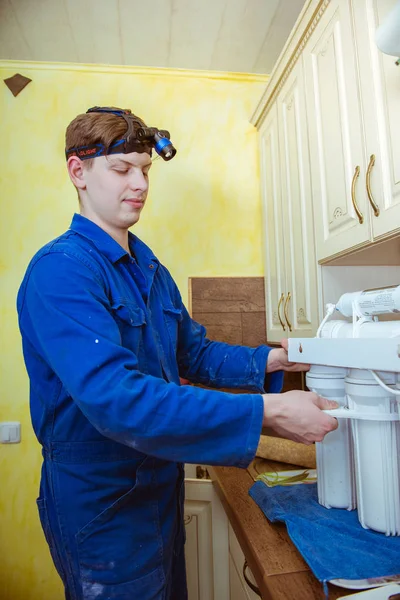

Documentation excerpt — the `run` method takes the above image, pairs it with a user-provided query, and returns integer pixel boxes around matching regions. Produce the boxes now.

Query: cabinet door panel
[278,59,319,337]
[184,479,229,600]
[304,0,371,259]
[353,0,400,240]
[228,525,260,600]
[259,106,287,343]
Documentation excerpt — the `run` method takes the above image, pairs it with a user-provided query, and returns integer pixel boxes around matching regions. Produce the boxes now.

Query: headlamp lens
[155,137,177,161]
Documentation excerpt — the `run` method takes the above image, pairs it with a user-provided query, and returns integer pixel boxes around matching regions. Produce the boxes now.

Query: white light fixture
[375,0,400,64]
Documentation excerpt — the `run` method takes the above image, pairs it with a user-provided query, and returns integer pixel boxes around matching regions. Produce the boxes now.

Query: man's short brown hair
[65,108,146,169]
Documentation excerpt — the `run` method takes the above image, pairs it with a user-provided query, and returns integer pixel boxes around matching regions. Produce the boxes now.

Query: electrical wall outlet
[0,422,21,443]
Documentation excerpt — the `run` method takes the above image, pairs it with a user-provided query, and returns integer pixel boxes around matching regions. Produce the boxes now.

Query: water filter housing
[288,286,400,536]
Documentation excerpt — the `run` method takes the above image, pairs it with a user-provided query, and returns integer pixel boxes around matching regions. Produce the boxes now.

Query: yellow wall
[0,61,267,599]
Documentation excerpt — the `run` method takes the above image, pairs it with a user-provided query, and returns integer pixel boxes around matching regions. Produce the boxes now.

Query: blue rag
[249,482,400,594]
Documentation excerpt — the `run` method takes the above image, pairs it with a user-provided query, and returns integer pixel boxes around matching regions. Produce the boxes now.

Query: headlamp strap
[65,107,152,161]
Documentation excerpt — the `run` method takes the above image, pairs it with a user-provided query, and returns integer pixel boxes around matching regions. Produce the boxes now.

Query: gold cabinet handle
[278,293,286,331]
[284,292,292,332]
[351,165,364,224]
[366,154,380,217]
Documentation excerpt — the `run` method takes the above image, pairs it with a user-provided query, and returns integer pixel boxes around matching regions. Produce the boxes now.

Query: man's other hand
[266,339,310,373]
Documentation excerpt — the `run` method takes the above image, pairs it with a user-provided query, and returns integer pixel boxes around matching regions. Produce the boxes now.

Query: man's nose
[128,170,148,193]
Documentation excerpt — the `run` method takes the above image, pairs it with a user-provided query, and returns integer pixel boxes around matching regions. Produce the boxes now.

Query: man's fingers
[280,339,289,352]
[313,395,339,410]
[312,395,339,431]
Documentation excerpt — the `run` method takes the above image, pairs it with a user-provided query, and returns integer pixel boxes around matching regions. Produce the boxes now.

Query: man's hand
[262,391,339,445]
[266,339,310,373]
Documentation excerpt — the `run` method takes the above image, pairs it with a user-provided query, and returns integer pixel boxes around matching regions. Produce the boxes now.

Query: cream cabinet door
[229,556,252,600]
[184,479,229,600]
[277,58,319,338]
[228,525,261,600]
[304,0,371,261]
[352,0,400,241]
[259,105,288,343]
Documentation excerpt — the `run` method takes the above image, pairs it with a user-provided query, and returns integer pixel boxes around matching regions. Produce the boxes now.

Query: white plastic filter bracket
[323,408,400,421]
[288,338,400,373]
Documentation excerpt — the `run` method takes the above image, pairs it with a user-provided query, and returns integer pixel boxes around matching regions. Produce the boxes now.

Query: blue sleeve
[19,252,264,467]
[169,284,283,393]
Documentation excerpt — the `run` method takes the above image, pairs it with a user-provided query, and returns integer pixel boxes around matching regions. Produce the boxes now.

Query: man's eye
[115,169,129,174]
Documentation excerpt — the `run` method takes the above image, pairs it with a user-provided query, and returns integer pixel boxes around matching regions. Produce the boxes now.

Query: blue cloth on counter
[249,481,400,595]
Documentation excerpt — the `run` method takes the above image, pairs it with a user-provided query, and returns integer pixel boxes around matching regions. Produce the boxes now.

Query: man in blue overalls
[17,107,338,600]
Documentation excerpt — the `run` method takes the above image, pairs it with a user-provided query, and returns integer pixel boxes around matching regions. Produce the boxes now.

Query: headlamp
[65,107,177,162]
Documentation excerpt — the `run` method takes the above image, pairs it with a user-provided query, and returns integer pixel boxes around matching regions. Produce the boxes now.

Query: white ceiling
[0,0,306,74]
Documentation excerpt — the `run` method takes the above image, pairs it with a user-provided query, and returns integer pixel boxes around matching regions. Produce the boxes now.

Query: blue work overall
[17,214,282,599]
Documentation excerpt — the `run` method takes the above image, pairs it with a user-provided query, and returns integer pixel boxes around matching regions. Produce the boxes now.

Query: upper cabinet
[352,0,400,242]
[277,60,320,340]
[254,0,400,269]
[303,0,372,260]
[259,59,319,343]
[259,105,287,342]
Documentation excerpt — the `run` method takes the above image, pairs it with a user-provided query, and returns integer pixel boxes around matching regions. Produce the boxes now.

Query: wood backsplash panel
[191,312,243,345]
[189,276,303,392]
[241,312,267,347]
[190,277,265,313]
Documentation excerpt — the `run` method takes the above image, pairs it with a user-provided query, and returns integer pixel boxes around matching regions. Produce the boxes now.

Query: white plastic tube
[319,319,400,339]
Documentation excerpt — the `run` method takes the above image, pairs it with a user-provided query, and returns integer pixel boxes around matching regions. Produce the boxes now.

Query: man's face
[80,151,152,229]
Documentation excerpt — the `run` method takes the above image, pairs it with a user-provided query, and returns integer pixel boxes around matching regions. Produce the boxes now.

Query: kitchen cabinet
[184,478,229,599]
[259,105,287,343]
[254,0,400,270]
[303,0,372,261]
[184,478,260,599]
[277,60,319,340]
[304,0,400,261]
[259,59,319,343]
[352,0,400,242]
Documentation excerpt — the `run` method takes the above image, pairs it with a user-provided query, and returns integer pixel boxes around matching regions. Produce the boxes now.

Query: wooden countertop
[209,462,349,600]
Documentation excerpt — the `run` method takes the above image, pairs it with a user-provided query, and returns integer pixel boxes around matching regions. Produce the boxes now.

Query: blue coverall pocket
[111,302,146,354]
[36,497,66,581]
[163,306,182,354]
[75,458,165,597]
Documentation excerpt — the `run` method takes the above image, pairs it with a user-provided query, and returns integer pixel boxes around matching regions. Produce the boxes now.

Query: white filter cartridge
[336,285,400,317]
[306,366,356,510]
[346,370,400,536]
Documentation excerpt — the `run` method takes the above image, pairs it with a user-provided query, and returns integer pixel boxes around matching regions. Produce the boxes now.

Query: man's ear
[67,156,87,191]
